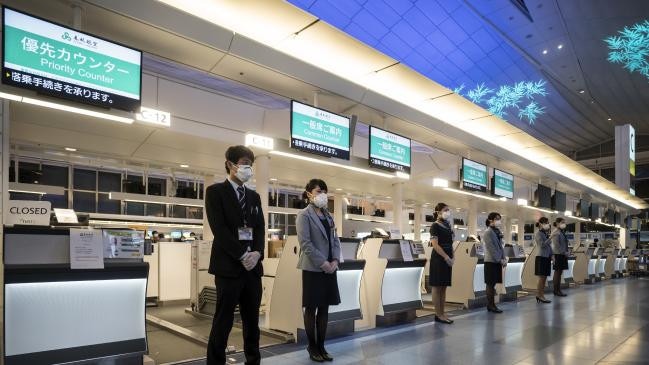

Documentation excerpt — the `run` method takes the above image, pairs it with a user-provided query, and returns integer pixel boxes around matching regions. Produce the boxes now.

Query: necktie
[237,185,246,214]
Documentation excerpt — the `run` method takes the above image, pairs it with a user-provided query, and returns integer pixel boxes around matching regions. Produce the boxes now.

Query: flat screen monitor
[290,100,350,160]
[2,7,142,112]
[577,199,590,218]
[614,212,621,226]
[551,190,566,212]
[491,168,514,199]
[605,209,615,224]
[461,158,488,193]
[368,126,411,173]
[170,231,182,239]
[534,184,552,209]
[590,203,600,220]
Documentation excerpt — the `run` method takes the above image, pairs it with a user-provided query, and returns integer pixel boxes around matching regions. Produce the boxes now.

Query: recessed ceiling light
[335,188,342,191]
[386,196,391,199]
[64,147,77,152]
[578,89,585,94]
[180,164,189,168]
[607,117,612,121]
[557,44,563,49]
[542,49,548,55]
[270,178,278,181]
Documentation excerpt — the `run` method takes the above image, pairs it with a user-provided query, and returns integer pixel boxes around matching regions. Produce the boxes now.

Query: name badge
[238,227,253,241]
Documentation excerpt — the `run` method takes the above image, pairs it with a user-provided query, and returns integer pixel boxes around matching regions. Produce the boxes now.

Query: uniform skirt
[302,270,340,308]
[553,254,568,271]
[429,250,453,287]
[484,262,503,286]
[535,256,552,277]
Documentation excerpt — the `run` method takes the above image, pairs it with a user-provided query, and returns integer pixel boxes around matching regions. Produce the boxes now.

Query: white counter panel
[330,269,363,314]
[159,243,192,301]
[473,264,486,293]
[143,242,158,297]
[381,267,423,306]
[504,262,523,288]
[588,259,597,276]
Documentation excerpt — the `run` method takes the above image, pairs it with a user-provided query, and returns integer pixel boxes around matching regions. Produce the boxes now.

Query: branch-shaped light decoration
[456,79,547,124]
[604,20,649,81]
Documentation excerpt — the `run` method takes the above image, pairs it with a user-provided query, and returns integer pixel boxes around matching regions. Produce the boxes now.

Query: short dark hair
[485,212,501,226]
[433,202,449,221]
[535,216,549,228]
[553,217,565,227]
[225,145,255,173]
[302,178,328,200]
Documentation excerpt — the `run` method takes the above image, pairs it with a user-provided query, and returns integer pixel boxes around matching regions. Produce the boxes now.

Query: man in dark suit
[205,145,265,365]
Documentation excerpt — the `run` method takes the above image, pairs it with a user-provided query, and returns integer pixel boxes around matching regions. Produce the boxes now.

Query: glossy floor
[187,277,649,364]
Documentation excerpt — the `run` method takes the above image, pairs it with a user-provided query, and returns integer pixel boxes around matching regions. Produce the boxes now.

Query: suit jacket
[296,205,341,272]
[205,180,265,278]
[551,228,569,255]
[534,230,553,258]
[483,226,506,263]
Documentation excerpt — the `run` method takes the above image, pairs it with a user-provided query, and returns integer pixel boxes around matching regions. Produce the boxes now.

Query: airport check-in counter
[601,247,615,279]
[587,247,602,283]
[267,236,366,339]
[620,249,631,274]
[3,226,148,365]
[522,239,544,290]
[571,245,595,284]
[447,241,488,309]
[612,249,624,278]
[498,244,525,299]
[355,238,425,329]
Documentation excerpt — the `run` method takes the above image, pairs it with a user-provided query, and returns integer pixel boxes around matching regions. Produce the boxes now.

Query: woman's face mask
[311,192,328,209]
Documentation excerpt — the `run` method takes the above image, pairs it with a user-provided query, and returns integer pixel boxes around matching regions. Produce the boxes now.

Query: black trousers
[207,271,262,365]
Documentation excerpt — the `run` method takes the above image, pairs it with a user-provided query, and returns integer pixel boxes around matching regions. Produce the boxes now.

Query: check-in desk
[620,249,631,275]
[268,236,366,340]
[498,244,525,301]
[571,245,595,284]
[601,247,615,279]
[3,226,148,365]
[521,242,543,291]
[355,238,425,329]
[612,249,624,278]
[586,247,601,284]
[563,255,576,285]
[447,241,487,309]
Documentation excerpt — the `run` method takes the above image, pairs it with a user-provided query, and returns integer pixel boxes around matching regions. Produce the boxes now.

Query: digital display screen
[2,7,142,111]
[369,126,411,173]
[577,199,590,218]
[534,184,552,209]
[461,158,488,193]
[552,190,566,212]
[290,100,350,160]
[590,203,600,220]
[491,168,514,199]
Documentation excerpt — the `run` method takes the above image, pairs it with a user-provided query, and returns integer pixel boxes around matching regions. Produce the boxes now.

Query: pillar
[414,204,423,241]
[255,154,270,257]
[518,216,525,246]
[467,199,478,236]
[391,182,404,236]
[504,216,512,245]
[333,193,343,237]
[574,220,581,247]
[1,99,10,351]
[202,175,216,241]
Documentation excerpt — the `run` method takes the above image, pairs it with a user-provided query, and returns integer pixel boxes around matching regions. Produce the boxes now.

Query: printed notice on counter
[70,228,104,269]
[54,208,78,223]
[103,229,144,259]
[400,240,414,262]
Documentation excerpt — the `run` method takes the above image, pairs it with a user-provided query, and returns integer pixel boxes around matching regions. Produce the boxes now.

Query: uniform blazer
[534,230,553,258]
[205,180,265,278]
[296,204,341,272]
[483,226,506,263]
[550,228,569,255]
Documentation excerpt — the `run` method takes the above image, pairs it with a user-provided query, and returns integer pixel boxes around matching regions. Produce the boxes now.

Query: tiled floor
[180,277,649,365]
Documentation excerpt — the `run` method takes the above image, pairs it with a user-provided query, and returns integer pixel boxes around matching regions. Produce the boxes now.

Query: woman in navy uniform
[483,212,506,313]
[428,202,455,324]
[534,217,552,303]
[551,217,569,297]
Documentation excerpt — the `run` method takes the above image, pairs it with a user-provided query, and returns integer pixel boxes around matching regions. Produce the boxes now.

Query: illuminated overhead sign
[2,7,142,111]
[369,126,411,173]
[492,168,514,199]
[461,158,488,193]
[290,100,350,160]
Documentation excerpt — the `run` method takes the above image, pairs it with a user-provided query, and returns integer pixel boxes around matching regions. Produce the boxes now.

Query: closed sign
[7,200,51,226]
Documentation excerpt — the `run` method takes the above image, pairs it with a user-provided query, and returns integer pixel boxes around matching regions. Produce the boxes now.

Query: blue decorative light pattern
[455,80,547,124]
[605,20,649,81]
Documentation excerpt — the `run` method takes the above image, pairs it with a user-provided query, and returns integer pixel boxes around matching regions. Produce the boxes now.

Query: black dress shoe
[307,346,325,362]
[536,296,551,304]
[554,291,567,297]
[434,315,454,324]
[319,347,333,362]
[487,306,503,313]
